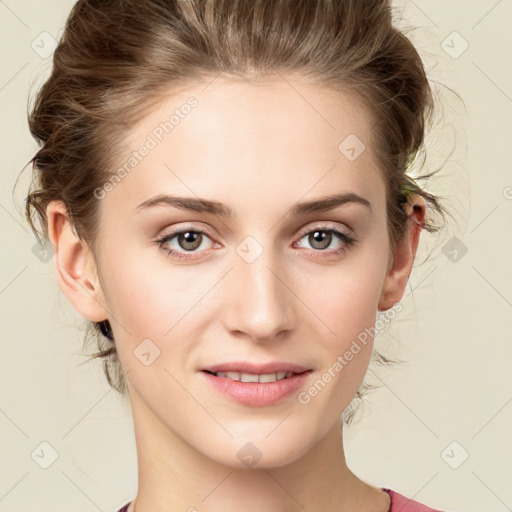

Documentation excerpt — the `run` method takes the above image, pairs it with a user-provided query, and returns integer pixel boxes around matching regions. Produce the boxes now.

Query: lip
[199,361,313,407]
[201,361,311,374]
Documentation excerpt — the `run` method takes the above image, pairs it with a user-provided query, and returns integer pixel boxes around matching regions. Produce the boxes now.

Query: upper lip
[201,361,312,374]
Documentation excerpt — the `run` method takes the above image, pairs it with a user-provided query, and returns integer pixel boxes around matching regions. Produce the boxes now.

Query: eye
[293,225,357,257]
[155,227,218,260]
[155,223,357,261]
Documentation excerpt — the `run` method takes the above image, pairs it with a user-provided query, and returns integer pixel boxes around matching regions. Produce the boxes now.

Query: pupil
[310,230,331,249]
[180,231,201,250]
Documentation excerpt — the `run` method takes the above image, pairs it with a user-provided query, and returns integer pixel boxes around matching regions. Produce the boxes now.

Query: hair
[23,0,450,425]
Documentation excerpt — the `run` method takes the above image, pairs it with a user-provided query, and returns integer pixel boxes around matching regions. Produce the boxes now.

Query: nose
[223,247,297,343]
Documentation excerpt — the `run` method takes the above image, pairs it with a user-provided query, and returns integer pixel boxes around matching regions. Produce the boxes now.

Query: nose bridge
[225,237,295,341]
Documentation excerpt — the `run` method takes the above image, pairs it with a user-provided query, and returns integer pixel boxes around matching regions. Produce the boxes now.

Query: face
[91,75,394,468]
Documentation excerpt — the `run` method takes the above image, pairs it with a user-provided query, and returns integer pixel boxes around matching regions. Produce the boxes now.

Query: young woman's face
[94,76,394,467]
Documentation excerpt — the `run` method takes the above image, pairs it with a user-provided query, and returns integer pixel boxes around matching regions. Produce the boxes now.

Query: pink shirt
[382,487,445,511]
[116,487,446,511]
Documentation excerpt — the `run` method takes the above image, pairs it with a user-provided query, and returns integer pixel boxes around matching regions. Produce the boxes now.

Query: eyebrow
[135,192,372,216]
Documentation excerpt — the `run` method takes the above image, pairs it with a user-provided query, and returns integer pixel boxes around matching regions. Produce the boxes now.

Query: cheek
[299,248,388,395]
[297,271,382,416]
[310,279,376,386]
[97,248,182,337]
[303,261,385,343]
[99,248,222,358]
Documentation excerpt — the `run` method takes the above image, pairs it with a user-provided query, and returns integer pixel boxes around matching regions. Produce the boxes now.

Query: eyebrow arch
[135,192,372,216]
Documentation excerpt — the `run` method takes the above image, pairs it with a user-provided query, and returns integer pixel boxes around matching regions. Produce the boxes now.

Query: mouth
[199,362,313,407]
[202,369,307,383]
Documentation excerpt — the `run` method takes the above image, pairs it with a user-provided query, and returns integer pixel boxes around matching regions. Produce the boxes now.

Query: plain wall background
[1,0,511,511]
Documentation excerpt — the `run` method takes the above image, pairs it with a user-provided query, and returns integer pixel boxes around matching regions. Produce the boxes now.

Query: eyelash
[155,224,357,261]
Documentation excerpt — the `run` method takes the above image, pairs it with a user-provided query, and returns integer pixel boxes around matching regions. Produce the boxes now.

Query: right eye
[155,227,219,260]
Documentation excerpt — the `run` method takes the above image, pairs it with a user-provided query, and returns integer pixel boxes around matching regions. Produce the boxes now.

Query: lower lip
[200,370,312,407]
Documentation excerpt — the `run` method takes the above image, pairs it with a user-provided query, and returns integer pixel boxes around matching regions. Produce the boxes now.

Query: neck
[126,387,388,512]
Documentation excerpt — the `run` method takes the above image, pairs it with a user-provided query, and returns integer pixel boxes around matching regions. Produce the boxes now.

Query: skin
[47,74,426,512]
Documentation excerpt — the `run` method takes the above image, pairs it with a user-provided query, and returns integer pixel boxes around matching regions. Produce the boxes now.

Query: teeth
[214,371,294,382]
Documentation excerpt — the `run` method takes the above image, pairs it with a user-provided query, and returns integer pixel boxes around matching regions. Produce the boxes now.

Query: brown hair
[24,0,449,424]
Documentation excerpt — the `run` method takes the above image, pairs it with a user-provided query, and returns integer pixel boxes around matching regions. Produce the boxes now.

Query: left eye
[294,228,355,253]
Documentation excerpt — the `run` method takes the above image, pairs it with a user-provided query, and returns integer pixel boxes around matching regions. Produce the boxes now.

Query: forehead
[134,75,377,154]
[103,74,386,216]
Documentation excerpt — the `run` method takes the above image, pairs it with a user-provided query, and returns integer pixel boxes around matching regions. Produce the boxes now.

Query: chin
[198,432,314,470]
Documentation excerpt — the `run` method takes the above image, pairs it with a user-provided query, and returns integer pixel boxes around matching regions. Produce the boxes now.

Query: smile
[205,370,296,383]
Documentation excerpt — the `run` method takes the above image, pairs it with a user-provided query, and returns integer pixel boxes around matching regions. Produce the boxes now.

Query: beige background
[1,0,511,511]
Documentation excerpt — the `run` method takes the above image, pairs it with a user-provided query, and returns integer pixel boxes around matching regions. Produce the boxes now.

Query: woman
[25,1,451,510]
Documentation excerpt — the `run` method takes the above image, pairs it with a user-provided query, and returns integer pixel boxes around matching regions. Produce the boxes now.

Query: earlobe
[46,200,107,322]
[378,194,426,311]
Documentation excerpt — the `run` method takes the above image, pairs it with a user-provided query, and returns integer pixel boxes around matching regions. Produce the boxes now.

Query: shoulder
[114,502,131,512]
[382,488,448,512]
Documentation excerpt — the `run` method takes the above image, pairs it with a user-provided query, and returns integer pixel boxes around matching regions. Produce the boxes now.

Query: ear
[46,200,107,322]
[378,193,427,311]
